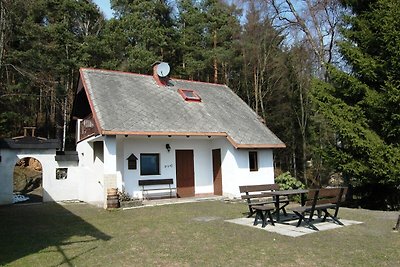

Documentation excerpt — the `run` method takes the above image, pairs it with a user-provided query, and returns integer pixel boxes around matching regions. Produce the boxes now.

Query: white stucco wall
[118,136,215,199]
[0,148,80,205]
[211,138,275,198]
[75,136,105,207]
[111,136,275,199]
[1,135,277,206]
[71,134,276,206]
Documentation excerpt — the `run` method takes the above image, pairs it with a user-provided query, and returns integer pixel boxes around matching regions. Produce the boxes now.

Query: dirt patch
[192,216,221,222]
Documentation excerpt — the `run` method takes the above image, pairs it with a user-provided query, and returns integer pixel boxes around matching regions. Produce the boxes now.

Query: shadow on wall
[0,192,111,266]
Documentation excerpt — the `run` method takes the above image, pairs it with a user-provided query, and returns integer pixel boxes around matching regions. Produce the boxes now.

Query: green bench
[138,179,176,200]
[239,184,289,218]
[292,187,348,231]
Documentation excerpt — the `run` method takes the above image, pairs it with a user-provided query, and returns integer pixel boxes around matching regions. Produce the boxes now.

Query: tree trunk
[302,137,308,186]
[299,83,308,186]
[213,30,218,83]
[292,149,297,178]
[0,0,6,71]
[253,67,258,114]
[222,61,228,85]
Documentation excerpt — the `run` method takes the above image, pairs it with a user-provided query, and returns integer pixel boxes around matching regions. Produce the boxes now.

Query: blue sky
[93,0,113,19]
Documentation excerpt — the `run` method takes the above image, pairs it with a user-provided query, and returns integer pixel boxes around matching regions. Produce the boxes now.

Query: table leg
[300,193,306,206]
[275,195,280,222]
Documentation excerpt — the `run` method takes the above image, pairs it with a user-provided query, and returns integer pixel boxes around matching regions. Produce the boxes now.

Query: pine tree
[312,0,400,209]
[0,0,104,139]
[106,0,176,73]
[175,0,208,80]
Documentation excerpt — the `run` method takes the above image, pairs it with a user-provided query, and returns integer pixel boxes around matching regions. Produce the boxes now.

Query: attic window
[178,89,201,102]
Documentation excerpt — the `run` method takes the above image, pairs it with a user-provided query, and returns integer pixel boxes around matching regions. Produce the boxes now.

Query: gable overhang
[101,130,286,149]
[101,130,227,138]
[233,143,286,149]
[225,135,286,149]
[77,69,103,136]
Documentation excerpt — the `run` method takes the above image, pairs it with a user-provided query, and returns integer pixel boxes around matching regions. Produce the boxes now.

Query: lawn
[0,200,399,266]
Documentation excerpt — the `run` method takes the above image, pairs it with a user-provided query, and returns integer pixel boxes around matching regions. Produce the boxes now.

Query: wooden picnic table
[269,189,309,222]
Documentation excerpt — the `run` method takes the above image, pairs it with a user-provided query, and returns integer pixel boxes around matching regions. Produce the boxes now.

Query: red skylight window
[178,89,202,102]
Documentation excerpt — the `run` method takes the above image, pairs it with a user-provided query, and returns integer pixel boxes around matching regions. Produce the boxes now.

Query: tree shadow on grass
[0,194,111,266]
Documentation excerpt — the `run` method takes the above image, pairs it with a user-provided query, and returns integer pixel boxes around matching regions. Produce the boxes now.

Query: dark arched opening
[13,157,43,203]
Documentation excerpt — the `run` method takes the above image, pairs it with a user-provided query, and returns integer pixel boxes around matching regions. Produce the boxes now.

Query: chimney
[23,127,36,137]
[152,62,170,86]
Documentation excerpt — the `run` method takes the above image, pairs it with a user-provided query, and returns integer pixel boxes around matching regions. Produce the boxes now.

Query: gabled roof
[76,68,285,149]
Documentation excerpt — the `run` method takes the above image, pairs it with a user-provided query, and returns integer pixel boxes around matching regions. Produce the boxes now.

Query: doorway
[212,149,223,195]
[13,157,43,203]
[175,150,195,197]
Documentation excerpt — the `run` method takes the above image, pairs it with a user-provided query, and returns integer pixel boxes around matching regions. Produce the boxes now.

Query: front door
[175,150,195,197]
[212,149,223,195]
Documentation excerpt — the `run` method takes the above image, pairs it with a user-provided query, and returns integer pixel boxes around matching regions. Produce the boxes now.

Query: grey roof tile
[80,69,284,147]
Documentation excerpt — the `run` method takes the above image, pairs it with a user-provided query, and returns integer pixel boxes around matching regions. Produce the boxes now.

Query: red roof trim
[79,68,226,88]
[226,135,286,149]
[80,67,152,78]
[99,130,286,149]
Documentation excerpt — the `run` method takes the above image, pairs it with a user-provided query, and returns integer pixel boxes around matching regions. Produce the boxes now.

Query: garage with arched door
[0,134,79,205]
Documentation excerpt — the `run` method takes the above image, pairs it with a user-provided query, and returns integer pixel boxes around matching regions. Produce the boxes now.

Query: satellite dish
[157,62,170,77]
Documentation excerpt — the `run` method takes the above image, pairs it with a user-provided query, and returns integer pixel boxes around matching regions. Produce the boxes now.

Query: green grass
[0,201,399,266]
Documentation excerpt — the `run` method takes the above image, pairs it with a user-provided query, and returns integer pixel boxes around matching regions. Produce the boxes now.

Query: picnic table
[269,189,309,222]
[239,184,290,218]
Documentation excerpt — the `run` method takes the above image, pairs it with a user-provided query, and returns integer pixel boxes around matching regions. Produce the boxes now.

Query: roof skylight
[178,89,201,102]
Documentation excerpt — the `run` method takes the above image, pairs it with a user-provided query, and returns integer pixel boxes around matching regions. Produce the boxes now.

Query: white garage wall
[0,149,18,204]
[0,148,80,204]
[76,137,105,207]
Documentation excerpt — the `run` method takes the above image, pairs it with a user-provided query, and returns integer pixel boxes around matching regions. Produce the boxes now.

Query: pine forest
[0,0,399,209]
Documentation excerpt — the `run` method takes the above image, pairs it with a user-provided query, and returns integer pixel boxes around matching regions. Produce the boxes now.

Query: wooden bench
[239,184,289,218]
[138,179,176,200]
[252,205,275,228]
[292,187,348,231]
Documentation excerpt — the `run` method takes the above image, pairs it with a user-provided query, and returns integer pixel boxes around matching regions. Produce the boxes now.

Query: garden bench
[239,184,289,218]
[292,187,348,231]
[138,179,176,200]
[252,205,275,228]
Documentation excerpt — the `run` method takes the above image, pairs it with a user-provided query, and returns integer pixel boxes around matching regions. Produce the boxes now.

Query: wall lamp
[166,144,171,152]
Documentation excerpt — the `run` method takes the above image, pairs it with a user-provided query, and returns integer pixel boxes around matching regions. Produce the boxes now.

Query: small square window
[56,168,68,180]
[178,89,201,102]
[249,151,258,172]
[140,153,160,176]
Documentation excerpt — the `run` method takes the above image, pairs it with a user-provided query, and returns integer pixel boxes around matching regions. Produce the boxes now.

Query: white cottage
[70,63,285,207]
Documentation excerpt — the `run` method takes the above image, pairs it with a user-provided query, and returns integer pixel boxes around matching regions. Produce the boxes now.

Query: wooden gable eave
[99,130,286,149]
[72,69,103,141]
[226,135,286,149]
[100,130,228,137]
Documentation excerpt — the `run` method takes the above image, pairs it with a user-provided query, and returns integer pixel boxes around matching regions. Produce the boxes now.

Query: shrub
[275,172,305,202]
[275,172,305,190]
[118,190,132,202]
